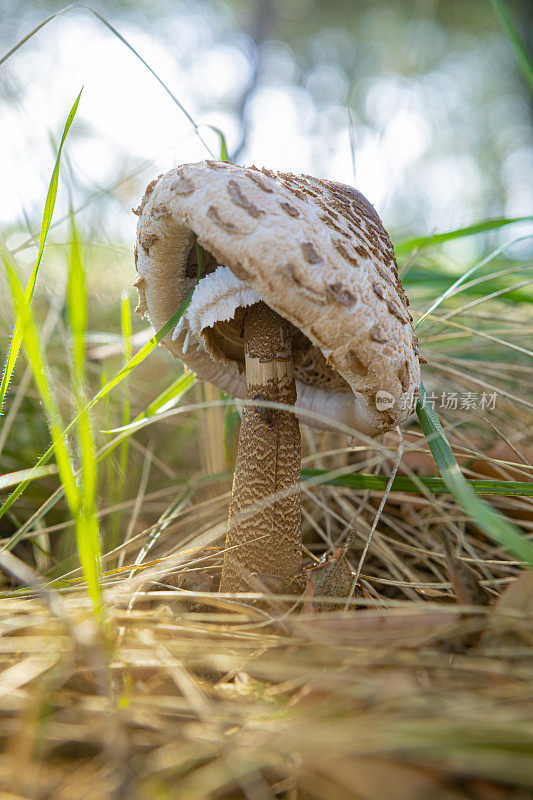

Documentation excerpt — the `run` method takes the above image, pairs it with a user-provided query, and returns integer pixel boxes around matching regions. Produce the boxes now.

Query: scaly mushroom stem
[219,301,303,594]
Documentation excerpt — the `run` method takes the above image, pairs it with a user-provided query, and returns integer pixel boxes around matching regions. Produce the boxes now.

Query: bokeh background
[1,0,532,255]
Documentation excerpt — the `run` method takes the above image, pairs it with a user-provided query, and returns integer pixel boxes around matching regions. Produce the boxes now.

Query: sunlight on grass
[2,233,102,611]
[0,289,197,522]
[66,217,103,611]
[395,214,533,256]
[108,291,134,551]
[0,90,82,413]
[415,234,533,326]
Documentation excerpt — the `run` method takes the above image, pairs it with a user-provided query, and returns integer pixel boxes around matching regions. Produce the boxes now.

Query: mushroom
[134,161,421,595]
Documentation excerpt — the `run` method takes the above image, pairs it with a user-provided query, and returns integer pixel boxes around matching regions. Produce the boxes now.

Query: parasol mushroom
[134,161,421,595]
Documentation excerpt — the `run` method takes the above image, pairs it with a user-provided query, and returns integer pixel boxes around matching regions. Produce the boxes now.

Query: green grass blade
[0,466,57,491]
[2,223,101,611]
[395,215,533,256]
[490,0,533,94]
[141,371,196,418]
[108,293,133,552]
[119,291,132,474]
[416,236,532,327]
[206,125,229,161]
[78,290,195,421]
[0,301,196,523]
[0,90,82,412]
[301,469,533,497]
[120,295,133,378]
[67,220,87,384]
[7,452,530,503]
[416,384,533,566]
[402,265,533,306]
[223,400,241,469]
[0,245,202,523]
[67,219,102,611]
[1,372,196,553]
[2,251,79,512]
[88,265,202,412]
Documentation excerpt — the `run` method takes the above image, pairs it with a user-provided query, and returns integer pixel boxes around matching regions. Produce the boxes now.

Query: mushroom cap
[134,161,421,436]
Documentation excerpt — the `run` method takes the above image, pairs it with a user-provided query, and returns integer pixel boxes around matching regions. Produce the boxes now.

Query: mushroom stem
[219,301,303,594]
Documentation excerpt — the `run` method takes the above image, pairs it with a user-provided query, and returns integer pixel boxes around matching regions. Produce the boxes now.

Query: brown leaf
[480,571,533,648]
[293,608,464,647]
[303,548,354,613]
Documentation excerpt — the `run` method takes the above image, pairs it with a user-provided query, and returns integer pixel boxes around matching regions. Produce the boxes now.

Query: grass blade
[395,215,533,256]
[109,292,139,551]
[402,265,533,306]
[301,469,533,497]
[206,125,229,161]
[490,0,533,94]
[0,6,214,158]
[416,384,533,566]
[2,222,102,612]
[1,245,104,611]
[87,292,195,412]
[118,293,133,475]
[416,236,532,327]
[140,371,196,419]
[2,252,79,510]
[0,291,197,522]
[0,466,57,491]
[67,219,102,610]
[1,371,196,553]
[120,292,133,430]
[0,90,82,412]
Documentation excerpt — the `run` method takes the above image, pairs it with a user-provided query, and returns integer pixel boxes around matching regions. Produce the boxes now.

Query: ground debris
[0,591,531,799]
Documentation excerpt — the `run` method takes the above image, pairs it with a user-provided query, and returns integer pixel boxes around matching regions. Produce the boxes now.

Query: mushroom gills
[219,301,303,594]
[177,259,351,389]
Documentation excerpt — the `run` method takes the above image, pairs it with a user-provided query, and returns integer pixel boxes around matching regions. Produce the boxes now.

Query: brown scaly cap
[134,161,421,436]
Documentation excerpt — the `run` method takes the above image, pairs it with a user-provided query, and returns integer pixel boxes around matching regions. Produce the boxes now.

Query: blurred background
[1,0,532,253]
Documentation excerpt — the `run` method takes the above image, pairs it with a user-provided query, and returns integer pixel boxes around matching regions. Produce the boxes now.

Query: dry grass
[2,366,533,799]
[2,262,533,797]
[0,576,532,800]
